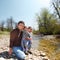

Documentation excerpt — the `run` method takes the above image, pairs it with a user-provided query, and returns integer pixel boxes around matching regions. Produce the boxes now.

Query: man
[9,21,26,60]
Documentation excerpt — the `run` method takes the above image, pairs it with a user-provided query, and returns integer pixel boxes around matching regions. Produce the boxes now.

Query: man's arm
[25,37,32,40]
[24,31,32,40]
[9,31,15,55]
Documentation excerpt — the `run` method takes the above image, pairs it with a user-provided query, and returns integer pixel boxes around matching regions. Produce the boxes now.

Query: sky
[0,0,50,29]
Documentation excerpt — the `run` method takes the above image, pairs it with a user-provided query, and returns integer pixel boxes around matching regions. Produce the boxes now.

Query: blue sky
[0,0,50,29]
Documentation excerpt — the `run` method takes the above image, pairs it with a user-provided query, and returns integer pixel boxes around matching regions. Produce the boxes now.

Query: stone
[0,35,50,60]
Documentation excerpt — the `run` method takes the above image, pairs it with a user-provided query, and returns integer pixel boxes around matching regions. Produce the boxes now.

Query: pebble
[0,35,50,60]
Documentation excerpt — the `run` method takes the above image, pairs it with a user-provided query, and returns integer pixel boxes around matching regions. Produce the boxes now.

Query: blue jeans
[13,46,26,60]
[22,40,31,52]
[28,40,31,50]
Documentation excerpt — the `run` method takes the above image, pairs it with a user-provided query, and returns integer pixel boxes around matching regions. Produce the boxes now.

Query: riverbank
[0,35,50,60]
[38,37,60,60]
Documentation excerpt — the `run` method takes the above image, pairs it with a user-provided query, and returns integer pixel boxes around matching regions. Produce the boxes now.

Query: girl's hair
[28,26,32,29]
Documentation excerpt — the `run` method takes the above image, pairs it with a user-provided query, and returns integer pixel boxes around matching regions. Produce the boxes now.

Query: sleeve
[25,32,30,38]
[9,31,15,48]
[30,33,33,38]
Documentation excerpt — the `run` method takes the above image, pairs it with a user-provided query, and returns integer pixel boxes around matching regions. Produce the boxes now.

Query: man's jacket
[10,28,23,48]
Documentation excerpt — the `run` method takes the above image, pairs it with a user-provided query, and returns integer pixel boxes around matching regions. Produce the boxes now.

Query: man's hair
[18,21,25,25]
[28,26,32,29]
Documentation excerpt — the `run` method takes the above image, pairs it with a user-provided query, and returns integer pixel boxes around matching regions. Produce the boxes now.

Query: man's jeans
[13,46,26,60]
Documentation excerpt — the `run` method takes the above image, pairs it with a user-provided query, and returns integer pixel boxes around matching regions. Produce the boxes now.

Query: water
[32,35,41,48]
[32,35,42,40]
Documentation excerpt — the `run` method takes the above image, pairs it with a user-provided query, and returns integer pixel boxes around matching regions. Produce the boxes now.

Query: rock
[0,35,50,60]
[42,56,50,60]
[40,51,46,57]
[0,57,5,60]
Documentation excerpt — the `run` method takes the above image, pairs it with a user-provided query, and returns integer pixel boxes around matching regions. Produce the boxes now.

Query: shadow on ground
[0,51,17,59]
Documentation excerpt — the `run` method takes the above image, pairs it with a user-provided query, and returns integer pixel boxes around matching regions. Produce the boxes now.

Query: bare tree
[6,17,14,31]
[0,21,5,31]
[52,0,60,19]
[14,22,17,29]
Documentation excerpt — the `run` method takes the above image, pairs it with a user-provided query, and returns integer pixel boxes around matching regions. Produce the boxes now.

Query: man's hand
[25,37,32,40]
[9,48,12,55]
[29,38,32,40]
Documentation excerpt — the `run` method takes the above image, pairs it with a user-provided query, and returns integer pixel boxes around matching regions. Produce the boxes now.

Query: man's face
[18,23,24,31]
[28,28,32,33]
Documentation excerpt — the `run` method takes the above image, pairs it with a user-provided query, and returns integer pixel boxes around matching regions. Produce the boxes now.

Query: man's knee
[13,47,26,59]
[20,54,25,59]
[16,50,26,59]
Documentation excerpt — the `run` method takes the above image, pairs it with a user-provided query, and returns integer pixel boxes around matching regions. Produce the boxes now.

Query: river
[32,35,42,48]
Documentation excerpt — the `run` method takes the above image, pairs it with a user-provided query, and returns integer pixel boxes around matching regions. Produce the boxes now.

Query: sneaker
[24,52,28,55]
[28,50,32,54]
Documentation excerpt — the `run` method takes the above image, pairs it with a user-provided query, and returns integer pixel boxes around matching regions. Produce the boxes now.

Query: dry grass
[38,38,60,60]
[0,31,9,35]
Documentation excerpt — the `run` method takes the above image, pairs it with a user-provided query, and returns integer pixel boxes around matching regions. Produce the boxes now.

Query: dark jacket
[10,28,23,48]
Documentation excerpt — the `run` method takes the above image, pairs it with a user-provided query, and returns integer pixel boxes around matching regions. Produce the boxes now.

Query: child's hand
[29,38,32,40]
[25,37,32,40]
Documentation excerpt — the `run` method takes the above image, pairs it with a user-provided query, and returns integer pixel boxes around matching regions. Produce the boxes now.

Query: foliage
[36,8,60,35]
[0,17,17,32]
[33,29,39,35]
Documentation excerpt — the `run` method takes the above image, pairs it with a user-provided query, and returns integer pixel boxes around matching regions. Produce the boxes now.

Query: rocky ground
[0,35,50,60]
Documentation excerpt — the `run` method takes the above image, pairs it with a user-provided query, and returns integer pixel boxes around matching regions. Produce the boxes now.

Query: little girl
[21,26,32,55]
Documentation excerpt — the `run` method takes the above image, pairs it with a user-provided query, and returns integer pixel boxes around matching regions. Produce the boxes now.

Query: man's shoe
[28,51,32,54]
[24,52,28,55]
